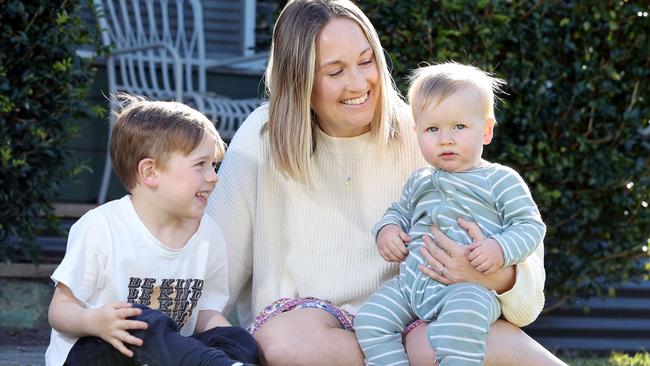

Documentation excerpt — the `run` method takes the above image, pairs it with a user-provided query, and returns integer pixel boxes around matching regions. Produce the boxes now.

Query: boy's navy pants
[64,305,258,366]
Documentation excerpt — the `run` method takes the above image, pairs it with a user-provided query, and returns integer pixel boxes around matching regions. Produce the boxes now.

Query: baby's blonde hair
[408,62,505,122]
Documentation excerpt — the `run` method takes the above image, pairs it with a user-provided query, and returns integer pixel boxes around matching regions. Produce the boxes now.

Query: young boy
[354,63,546,365]
[45,95,259,366]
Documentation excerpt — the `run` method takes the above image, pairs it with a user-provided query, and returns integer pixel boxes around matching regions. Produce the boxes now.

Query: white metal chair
[93,0,261,203]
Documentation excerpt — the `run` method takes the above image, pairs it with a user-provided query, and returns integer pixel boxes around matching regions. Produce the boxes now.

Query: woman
[206,0,565,365]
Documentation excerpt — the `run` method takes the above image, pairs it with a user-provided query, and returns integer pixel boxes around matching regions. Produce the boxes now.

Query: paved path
[0,346,45,366]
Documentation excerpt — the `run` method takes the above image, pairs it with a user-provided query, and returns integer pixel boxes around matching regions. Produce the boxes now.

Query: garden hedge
[360,0,650,310]
[0,0,99,262]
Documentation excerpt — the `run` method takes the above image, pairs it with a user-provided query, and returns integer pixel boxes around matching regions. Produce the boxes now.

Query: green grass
[566,358,612,366]
[563,352,650,366]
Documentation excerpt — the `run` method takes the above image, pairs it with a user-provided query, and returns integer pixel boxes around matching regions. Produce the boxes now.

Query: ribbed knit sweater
[206,104,545,328]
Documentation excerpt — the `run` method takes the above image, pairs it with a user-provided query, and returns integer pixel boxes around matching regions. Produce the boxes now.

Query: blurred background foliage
[360,0,649,310]
[0,0,101,262]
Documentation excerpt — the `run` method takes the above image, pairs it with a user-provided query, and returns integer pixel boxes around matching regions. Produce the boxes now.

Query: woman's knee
[254,308,349,365]
[484,320,567,366]
[254,310,310,365]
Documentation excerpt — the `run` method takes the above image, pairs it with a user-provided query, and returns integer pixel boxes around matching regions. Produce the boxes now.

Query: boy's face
[415,87,494,172]
[154,135,219,219]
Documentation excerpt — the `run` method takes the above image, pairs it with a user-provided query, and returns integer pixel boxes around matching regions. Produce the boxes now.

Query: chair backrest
[93,0,209,100]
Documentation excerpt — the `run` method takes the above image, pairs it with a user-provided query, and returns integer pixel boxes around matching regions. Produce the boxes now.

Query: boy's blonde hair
[265,0,410,182]
[408,62,506,122]
[109,94,226,190]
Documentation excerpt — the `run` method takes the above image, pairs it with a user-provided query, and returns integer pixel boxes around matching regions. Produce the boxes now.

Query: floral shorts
[248,296,425,337]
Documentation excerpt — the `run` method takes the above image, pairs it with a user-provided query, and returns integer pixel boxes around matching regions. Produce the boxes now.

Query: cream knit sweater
[206,104,545,328]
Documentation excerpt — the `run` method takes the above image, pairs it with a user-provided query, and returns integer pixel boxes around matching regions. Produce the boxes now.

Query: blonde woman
[207,0,565,365]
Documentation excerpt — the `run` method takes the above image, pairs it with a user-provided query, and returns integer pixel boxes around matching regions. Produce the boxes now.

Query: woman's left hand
[418,217,515,292]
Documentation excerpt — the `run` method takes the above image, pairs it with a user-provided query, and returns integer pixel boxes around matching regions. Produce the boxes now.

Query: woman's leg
[404,319,568,366]
[254,307,364,366]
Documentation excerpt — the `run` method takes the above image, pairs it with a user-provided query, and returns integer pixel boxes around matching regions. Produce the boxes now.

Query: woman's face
[311,17,380,137]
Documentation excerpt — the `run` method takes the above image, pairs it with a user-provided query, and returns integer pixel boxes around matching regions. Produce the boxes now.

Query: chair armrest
[109,42,180,61]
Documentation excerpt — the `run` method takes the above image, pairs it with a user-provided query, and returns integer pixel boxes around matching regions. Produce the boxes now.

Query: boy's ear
[137,158,159,187]
[483,118,496,145]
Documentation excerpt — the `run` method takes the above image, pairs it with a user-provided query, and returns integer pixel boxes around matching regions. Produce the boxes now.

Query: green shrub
[361,0,650,310]
[0,1,100,262]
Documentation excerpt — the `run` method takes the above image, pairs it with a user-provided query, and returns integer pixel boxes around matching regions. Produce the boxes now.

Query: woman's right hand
[417,218,516,293]
[376,224,411,262]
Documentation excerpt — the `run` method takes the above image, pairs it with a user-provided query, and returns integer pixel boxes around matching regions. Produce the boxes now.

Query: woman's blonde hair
[264,0,409,182]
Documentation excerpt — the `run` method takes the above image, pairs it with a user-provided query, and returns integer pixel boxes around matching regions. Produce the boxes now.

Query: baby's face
[414,87,493,172]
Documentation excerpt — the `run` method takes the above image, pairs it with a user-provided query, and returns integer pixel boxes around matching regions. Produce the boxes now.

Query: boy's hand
[85,302,149,358]
[376,224,411,262]
[467,238,504,274]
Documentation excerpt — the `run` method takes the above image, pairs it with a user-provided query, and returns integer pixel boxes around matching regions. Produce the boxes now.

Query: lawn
[564,352,650,366]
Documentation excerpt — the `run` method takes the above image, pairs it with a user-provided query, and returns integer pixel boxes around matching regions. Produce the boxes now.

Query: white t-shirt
[45,195,229,366]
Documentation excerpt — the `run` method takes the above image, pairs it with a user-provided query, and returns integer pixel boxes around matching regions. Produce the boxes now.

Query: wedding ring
[440,266,447,277]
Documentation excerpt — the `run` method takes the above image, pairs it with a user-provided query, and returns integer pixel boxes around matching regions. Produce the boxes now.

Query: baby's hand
[86,302,149,357]
[376,224,411,262]
[467,238,504,274]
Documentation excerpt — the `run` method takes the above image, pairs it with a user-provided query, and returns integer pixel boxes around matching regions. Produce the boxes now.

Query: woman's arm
[418,217,545,326]
[206,106,265,319]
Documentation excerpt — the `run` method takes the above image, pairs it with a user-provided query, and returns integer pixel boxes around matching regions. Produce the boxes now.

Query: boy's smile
[155,135,219,220]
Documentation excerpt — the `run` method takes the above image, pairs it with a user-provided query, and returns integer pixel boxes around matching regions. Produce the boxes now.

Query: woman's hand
[418,217,516,293]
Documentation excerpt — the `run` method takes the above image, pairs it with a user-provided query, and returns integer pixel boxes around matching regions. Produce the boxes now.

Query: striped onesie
[354,163,546,365]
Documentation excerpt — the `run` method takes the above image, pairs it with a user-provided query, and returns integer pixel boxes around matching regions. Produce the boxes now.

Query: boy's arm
[48,283,148,357]
[195,310,231,333]
[489,167,547,266]
[193,223,231,334]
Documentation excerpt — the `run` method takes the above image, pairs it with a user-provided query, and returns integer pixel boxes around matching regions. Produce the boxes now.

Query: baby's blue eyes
[426,124,466,133]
